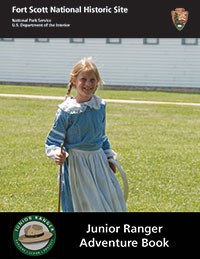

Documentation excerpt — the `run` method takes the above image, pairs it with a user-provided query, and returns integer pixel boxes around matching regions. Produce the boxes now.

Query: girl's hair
[66,57,104,98]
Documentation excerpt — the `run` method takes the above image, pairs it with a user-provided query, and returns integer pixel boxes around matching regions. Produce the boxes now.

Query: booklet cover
[0,0,199,256]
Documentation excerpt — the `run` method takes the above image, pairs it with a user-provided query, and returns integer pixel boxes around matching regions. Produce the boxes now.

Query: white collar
[59,95,105,114]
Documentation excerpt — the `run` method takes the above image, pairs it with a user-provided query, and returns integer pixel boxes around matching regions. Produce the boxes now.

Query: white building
[0,38,200,91]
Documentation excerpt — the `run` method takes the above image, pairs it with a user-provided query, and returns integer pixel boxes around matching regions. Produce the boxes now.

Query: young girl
[45,57,127,212]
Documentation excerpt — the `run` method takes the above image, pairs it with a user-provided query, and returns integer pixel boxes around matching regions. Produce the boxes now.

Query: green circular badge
[13,215,56,256]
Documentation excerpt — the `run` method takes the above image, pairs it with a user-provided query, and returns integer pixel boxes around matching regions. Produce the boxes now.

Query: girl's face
[73,69,98,102]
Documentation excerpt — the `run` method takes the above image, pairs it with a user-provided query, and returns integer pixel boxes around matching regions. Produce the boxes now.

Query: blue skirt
[61,148,127,212]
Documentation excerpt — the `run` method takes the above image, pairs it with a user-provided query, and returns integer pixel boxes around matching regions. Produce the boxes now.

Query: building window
[182,38,198,45]
[143,38,159,45]
[106,38,121,44]
[0,38,14,41]
[35,38,49,42]
[70,38,85,43]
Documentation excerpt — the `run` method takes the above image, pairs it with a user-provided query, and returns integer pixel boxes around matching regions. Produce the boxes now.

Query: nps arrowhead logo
[171,8,189,31]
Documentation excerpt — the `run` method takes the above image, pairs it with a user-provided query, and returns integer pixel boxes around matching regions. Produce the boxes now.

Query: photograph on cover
[0,37,200,212]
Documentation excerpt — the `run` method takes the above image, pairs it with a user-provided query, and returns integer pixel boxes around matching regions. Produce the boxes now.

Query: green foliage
[0,85,200,212]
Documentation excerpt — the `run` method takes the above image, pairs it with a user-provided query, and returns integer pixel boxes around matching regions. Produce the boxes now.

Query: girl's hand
[55,149,68,165]
[108,158,116,173]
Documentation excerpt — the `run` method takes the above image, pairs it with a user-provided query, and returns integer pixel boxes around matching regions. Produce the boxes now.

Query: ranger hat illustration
[18,224,53,243]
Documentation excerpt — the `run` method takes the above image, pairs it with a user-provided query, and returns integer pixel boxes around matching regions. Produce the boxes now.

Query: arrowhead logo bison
[171,8,189,31]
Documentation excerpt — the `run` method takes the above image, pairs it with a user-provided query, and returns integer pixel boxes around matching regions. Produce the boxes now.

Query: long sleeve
[45,108,68,160]
[102,104,117,159]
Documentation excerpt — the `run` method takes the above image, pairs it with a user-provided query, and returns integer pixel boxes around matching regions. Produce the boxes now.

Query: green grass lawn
[1,84,200,103]
[0,85,200,212]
